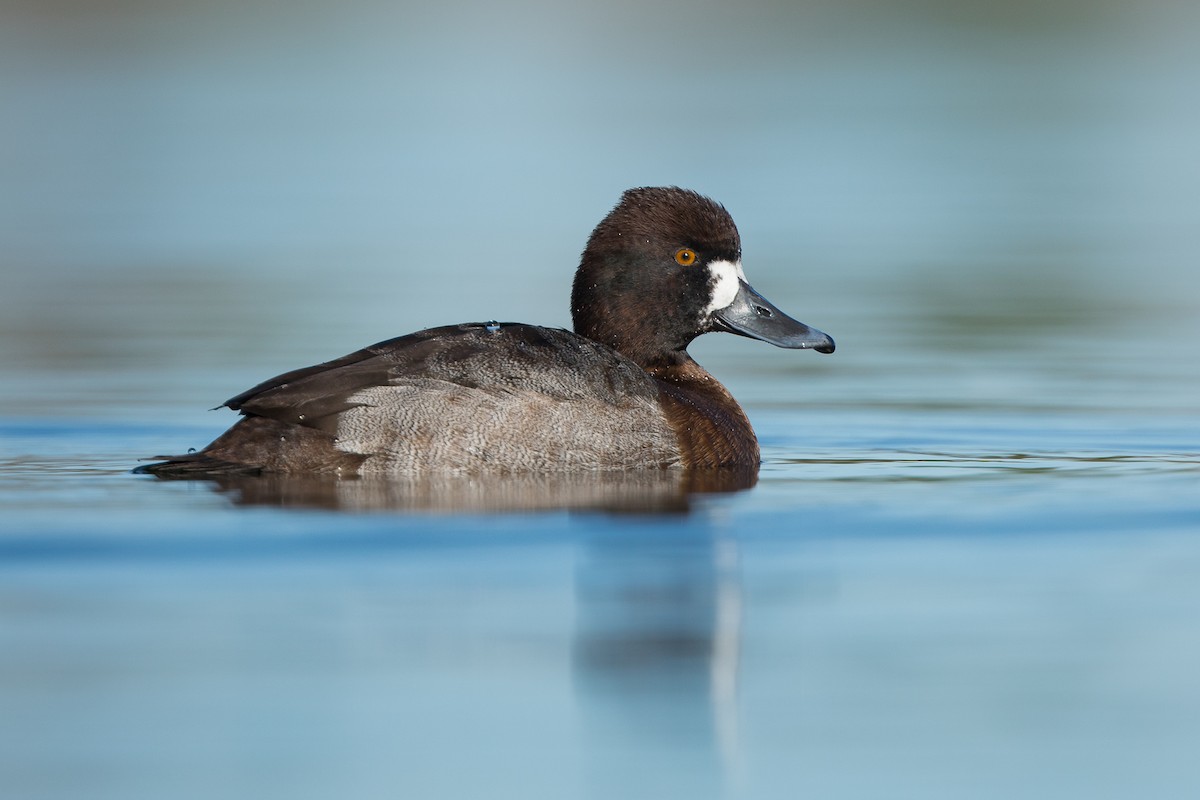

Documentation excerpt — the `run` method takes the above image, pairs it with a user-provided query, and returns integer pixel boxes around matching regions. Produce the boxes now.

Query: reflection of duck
[138,187,833,477]
[573,529,744,794]
[191,467,756,514]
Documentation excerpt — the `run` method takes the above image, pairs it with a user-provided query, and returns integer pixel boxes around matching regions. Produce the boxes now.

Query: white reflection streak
[711,537,744,782]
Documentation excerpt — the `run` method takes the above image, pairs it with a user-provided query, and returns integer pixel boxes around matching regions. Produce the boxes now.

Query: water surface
[4,406,1198,799]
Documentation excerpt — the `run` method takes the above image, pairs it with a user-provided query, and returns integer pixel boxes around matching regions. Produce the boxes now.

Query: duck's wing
[219,329,433,434]
[225,322,661,431]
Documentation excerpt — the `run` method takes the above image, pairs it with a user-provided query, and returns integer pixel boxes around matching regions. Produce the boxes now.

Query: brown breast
[649,358,760,468]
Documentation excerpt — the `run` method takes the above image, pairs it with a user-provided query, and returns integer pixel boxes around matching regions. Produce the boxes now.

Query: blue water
[4,409,1198,799]
[3,1,1200,798]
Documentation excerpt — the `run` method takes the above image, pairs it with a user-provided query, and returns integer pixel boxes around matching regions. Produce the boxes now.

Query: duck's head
[571,186,835,368]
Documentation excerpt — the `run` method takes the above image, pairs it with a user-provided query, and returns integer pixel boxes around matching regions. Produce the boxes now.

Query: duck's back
[145,323,682,475]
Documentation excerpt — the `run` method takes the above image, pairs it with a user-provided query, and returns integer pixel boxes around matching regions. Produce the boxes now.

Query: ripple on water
[772,450,1200,482]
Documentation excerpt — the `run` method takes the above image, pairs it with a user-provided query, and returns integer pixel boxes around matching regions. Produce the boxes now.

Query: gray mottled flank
[339,380,679,474]
[247,324,683,474]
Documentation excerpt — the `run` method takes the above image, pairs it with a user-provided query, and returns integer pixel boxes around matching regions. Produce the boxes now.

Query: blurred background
[3,4,1200,799]
[2,0,1198,423]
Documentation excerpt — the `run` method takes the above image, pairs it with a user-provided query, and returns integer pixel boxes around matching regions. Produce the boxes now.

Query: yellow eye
[674,248,698,266]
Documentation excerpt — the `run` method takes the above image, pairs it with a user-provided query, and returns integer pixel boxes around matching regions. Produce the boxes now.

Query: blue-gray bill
[713,280,835,353]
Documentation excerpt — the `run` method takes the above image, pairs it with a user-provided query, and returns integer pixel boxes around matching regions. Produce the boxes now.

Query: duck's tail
[134,416,364,478]
[133,452,263,477]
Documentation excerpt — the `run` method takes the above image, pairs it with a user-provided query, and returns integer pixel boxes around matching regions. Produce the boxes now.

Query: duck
[137,187,833,477]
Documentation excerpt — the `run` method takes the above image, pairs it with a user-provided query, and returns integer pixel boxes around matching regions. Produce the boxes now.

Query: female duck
[139,187,833,476]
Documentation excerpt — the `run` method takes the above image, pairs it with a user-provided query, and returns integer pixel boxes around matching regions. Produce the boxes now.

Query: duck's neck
[646,355,760,468]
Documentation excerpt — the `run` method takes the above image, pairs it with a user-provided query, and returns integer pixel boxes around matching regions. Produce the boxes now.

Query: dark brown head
[570,187,834,368]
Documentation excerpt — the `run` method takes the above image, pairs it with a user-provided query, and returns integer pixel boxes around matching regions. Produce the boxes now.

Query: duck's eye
[674,248,698,266]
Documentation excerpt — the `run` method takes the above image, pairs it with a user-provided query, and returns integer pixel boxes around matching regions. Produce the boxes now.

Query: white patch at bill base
[704,259,746,315]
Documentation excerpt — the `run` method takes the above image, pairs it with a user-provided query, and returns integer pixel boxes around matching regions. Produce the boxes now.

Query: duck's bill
[713,280,835,353]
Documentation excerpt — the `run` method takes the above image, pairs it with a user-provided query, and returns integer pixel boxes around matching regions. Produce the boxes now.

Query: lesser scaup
[138,187,833,476]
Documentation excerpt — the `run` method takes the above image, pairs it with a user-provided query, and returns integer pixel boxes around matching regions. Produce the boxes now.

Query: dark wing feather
[222,325,460,432]
[220,323,659,435]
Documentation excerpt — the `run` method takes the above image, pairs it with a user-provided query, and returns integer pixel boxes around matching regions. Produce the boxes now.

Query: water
[3,412,1198,799]
[3,1,1200,798]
